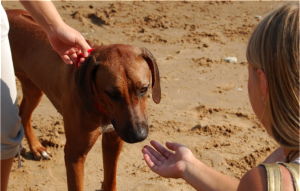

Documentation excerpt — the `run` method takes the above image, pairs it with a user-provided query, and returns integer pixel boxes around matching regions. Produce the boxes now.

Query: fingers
[143,154,158,172]
[166,142,186,152]
[150,140,173,158]
[62,41,88,65]
[47,23,91,65]
[62,52,88,65]
[142,147,163,166]
[61,55,73,65]
[77,57,86,67]
[143,145,167,163]
[76,35,91,58]
[69,53,77,63]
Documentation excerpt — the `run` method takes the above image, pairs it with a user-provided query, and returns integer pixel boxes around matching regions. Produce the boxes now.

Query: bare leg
[1,157,14,191]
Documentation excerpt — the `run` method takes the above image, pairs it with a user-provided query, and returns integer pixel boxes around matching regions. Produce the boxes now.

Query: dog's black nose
[130,128,148,143]
[113,120,149,143]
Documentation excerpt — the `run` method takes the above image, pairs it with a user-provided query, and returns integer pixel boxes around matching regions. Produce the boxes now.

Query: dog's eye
[140,87,148,95]
[106,91,120,100]
[141,87,147,93]
[109,92,117,97]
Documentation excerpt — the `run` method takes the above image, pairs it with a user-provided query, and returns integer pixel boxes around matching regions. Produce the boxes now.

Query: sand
[2,1,283,190]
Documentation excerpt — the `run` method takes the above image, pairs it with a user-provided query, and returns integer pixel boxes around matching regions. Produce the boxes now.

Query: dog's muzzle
[112,120,148,143]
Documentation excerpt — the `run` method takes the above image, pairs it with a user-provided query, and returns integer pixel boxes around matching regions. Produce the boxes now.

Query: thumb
[77,36,91,57]
[166,142,186,152]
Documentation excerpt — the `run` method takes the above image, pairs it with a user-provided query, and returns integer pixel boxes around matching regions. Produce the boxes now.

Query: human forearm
[182,157,239,191]
[19,0,90,64]
[143,141,240,191]
[19,1,65,34]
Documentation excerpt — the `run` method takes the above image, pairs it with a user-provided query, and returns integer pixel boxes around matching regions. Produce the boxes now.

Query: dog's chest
[100,124,115,133]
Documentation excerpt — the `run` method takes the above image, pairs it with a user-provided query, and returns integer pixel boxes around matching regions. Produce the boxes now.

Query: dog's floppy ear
[140,47,161,104]
[75,56,99,113]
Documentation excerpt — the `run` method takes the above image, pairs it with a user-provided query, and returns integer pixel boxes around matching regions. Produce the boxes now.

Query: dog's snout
[130,128,148,143]
[113,120,149,144]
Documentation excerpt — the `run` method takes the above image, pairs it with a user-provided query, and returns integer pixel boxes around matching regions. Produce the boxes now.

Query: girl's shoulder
[238,163,298,191]
[238,165,267,191]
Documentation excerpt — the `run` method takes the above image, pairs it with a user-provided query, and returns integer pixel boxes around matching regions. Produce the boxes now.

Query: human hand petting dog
[46,23,90,65]
[20,1,90,65]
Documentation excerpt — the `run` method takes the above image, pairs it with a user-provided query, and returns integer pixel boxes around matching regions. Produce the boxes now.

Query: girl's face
[247,64,270,134]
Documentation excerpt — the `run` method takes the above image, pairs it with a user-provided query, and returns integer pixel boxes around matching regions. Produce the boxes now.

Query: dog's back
[7,9,72,112]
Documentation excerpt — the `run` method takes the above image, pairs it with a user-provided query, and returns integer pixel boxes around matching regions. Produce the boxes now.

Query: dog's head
[75,44,160,143]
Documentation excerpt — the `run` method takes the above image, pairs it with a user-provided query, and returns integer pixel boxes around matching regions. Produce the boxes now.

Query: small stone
[225,57,237,63]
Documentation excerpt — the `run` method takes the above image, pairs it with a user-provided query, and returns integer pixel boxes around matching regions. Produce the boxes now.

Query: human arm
[142,140,239,191]
[19,1,90,64]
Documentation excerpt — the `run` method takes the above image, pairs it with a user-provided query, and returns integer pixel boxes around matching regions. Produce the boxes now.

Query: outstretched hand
[47,23,91,65]
[142,140,195,178]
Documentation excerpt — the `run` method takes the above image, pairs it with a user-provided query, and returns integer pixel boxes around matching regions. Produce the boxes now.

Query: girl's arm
[142,140,239,191]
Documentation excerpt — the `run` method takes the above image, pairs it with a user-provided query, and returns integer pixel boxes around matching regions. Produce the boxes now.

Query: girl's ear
[257,69,268,100]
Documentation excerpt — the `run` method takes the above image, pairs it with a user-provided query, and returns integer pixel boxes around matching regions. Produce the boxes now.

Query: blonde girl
[142,3,299,191]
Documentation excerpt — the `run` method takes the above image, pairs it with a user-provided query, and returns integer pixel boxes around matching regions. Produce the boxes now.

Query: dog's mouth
[111,120,148,143]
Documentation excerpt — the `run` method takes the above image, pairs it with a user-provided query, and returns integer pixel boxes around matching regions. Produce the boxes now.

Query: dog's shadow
[21,151,39,161]
[21,151,53,161]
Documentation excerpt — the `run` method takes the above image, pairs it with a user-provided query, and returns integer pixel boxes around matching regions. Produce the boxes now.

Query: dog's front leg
[64,126,101,191]
[102,131,124,191]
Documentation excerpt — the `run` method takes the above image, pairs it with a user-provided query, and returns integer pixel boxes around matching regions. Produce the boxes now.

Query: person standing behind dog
[1,1,90,191]
[142,3,299,191]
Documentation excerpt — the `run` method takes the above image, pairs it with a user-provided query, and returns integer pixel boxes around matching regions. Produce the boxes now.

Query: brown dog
[7,9,161,191]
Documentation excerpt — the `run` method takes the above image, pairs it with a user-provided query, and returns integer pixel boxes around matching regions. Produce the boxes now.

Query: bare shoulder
[237,166,267,191]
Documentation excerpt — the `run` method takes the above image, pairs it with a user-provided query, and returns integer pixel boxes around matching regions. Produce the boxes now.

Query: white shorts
[1,5,24,160]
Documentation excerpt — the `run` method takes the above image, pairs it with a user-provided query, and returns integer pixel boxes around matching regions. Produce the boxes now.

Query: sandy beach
[2,1,284,190]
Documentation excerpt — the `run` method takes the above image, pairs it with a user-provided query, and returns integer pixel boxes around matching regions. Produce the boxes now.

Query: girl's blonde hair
[246,2,299,150]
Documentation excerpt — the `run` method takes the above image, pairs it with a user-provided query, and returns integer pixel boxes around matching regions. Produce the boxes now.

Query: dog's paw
[33,148,52,160]
[27,137,53,160]
[41,150,52,160]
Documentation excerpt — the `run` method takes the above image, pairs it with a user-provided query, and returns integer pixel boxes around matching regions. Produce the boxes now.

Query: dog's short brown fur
[7,9,160,191]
